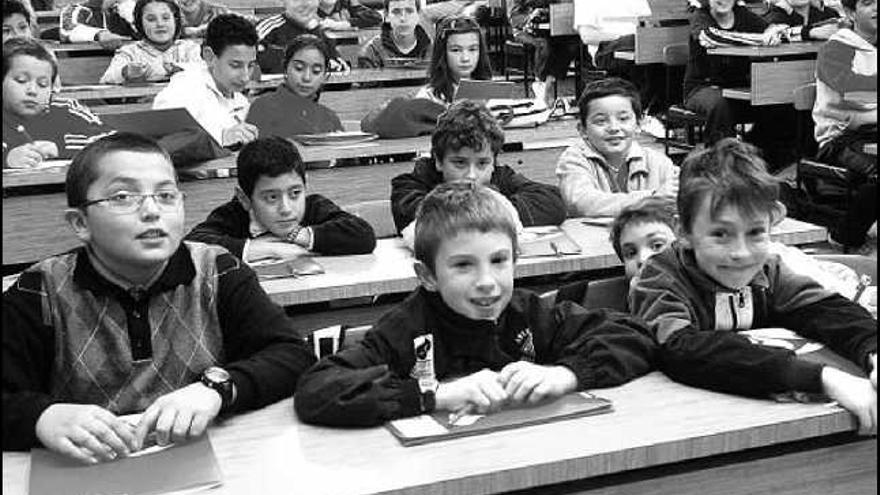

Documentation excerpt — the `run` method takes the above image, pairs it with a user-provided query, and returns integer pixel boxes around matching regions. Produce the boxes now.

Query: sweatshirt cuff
[556,356,597,390]
[20,395,56,449]
[398,378,424,417]
[782,357,825,394]
[226,369,255,413]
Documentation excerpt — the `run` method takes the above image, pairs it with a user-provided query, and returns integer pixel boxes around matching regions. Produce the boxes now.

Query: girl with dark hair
[415,14,492,105]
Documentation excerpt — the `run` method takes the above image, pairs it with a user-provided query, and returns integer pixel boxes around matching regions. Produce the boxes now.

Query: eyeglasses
[436,15,480,37]
[79,191,185,214]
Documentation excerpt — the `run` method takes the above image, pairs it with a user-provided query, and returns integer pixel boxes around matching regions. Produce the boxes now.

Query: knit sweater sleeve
[540,297,657,390]
[629,255,824,397]
[2,271,58,451]
[184,200,250,259]
[494,165,566,227]
[215,253,316,413]
[305,194,377,255]
[294,301,423,426]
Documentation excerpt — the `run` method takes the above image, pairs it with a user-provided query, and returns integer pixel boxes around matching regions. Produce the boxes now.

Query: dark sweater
[246,84,344,138]
[2,243,316,451]
[629,242,877,398]
[390,157,567,232]
[683,6,768,98]
[185,195,376,258]
[357,23,432,68]
[294,287,657,426]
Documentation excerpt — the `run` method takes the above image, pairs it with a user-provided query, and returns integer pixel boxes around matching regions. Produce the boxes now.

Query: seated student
[764,0,842,40]
[2,133,317,459]
[153,14,259,148]
[555,78,679,218]
[813,0,877,250]
[3,38,111,168]
[100,0,202,84]
[391,100,566,246]
[630,139,877,435]
[246,34,344,137]
[357,0,432,69]
[256,0,349,74]
[60,0,135,45]
[509,0,585,105]
[3,0,35,42]
[684,0,797,154]
[360,14,492,136]
[177,0,230,38]
[317,0,383,29]
[293,181,657,426]
[186,137,376,262]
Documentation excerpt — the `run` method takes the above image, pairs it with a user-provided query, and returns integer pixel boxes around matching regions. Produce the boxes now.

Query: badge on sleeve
[410,334,437,393]
[514,328,536,362]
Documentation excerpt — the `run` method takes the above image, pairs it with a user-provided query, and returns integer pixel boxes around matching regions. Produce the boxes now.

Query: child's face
[684,197,772,290]
[141,1,176,46]
[74,151,184,274]
[177,0,203,14]
[435,144,495,186]
[421,229,515,321]
[580,95,637,160]
[284,0,319,25]
[445,32,480,81]
[618,220,676,280]
[847,0,877,39]
[285,47,327,99]
[207,44,256,96]
[242,171,307,239]
[3,13,31,42]
[3,54,53,118]
[709,0,736,14]
[387,0,419,37]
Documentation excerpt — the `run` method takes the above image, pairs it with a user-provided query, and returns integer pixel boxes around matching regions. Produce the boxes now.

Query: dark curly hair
[205,13,258,57]
[431,99,504,161]
[133,0,184,42]
[236,137,306,197]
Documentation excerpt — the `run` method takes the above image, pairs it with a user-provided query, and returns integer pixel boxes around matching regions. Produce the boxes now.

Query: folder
[518,226,582,258]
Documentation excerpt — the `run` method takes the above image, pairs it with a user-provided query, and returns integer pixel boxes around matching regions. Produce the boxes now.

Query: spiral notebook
[386,392,612,446]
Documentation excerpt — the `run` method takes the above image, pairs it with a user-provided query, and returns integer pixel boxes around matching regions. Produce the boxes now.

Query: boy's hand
[35,403,138,464]
[498,362,577,405]
[822,366,877,436]
[95,30,128,50]
[221,122,259,147]
[6,143,45,168]
[122,62,148,82]
[246,237,310,263]
[32,140,59,159]
[435,369,508,414]
[135,382,222,448]
[762,25,788,46]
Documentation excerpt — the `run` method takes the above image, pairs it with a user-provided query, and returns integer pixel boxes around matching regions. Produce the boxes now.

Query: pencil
[448,404,474,426]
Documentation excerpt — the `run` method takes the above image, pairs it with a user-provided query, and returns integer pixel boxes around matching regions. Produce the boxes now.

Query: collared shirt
[152,66,249,145]
[555,137,679,217]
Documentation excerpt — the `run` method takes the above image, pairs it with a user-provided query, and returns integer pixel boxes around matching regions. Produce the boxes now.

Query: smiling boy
[555,77,679,218]
[294,181,656,426]
[2,133,316,461]
[630,139,877,435]
[153,14,259,148]
[357,0,432,68]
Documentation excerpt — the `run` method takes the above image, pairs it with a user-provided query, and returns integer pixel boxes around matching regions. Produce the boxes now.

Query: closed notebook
[251,256,325,280]
[518,226,582,258]
[386,392,612,446]
[29,435,222,495]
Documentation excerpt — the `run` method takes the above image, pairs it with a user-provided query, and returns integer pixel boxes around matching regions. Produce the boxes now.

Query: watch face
[205,367,230,383]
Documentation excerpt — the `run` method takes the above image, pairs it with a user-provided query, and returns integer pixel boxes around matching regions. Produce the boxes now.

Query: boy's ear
[234,185,252,212]
[202,45,217,65]
[64,208,91,244]
[413,261,438,292]
[772,200,787,227]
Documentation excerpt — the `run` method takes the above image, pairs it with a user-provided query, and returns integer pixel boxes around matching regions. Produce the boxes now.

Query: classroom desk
[3,372,875,495]
[709,42,823,106]
[1,119,578,189]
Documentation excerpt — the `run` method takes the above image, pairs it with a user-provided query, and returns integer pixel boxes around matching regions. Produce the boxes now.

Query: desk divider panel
[750,59,816,106]
[634,25,689,64]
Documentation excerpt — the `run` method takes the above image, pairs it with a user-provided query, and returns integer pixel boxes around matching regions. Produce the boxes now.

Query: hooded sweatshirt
[357,23,432,68]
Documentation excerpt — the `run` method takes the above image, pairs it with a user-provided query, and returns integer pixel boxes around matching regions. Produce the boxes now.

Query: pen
[448,404,474,426]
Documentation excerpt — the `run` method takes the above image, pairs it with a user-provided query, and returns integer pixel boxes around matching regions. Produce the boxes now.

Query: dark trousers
[514,33,586,81]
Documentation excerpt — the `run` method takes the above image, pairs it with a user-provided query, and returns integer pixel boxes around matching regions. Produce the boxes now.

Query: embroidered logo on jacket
[410,334,437,392]
[514,328,536,362]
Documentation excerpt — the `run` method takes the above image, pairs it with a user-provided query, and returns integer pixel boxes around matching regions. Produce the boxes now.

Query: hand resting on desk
[35,403,139,464]
[821,366,877,436]
[5,141,58,168]
[246,236,311,264]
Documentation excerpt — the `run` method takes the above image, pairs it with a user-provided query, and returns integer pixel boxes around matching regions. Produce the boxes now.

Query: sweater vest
[35,242,227,414]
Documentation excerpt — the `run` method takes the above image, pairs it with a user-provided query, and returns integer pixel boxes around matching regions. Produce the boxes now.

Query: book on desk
[386,391,613,446]
[518,225,582,258]
[251,256,325,280]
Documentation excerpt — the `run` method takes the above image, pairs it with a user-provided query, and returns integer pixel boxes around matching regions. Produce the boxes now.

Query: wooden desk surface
[1,120,579,189]
[3,372,872,495]
[707,41,823,58]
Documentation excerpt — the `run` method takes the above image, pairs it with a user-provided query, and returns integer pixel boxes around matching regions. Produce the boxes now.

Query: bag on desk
[360,97,446,139]
[157,128,231,168]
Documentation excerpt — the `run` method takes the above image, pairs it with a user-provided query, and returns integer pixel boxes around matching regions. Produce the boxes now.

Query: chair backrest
[583,276,630,312]
[792,83,817,112]
[662,43,689,67]
[344,199,398,239]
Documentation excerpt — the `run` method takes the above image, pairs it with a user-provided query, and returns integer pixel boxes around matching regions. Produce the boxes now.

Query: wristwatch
[200,366,234,410]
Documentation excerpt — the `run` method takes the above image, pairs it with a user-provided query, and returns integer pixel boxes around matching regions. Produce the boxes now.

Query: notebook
[455,79,521,101]
[29,435,222,495]
[518,226,582,258]
[386,392,613,446]
[251,256,325,280]
[102,108,218,145]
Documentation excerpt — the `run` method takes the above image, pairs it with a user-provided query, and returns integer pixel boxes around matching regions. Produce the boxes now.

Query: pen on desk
[853,274,871,303]
[448,404,474,426]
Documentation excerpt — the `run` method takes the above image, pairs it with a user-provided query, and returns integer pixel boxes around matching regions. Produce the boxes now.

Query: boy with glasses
[2,133,316,462]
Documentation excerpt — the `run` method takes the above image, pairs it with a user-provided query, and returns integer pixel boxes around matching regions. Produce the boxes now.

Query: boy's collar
[74,243,196,298]
[580,138,647,169]
[420,287,503,336]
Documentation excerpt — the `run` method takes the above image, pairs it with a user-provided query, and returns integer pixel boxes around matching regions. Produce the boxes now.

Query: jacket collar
[579,138,649,176]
